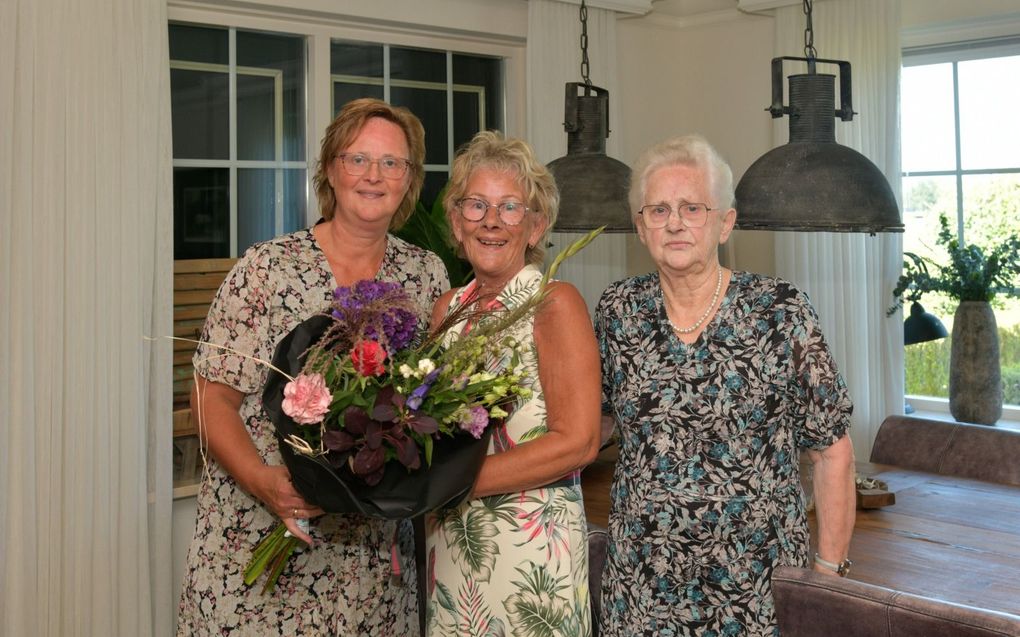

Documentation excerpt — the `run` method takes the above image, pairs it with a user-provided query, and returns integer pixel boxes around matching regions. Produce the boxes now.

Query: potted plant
[889,213,1020,424]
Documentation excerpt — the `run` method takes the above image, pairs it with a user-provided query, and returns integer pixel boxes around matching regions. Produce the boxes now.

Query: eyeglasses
[637,202,718,229]
[336,153,412,180]
[456,197,534,226]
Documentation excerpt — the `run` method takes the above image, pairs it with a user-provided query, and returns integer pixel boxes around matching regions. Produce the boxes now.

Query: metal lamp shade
[735,58,902,233]
[548,83,632,233]
[904,301,948,346]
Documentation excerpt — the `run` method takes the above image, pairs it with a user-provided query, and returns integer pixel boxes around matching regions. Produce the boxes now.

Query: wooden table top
[581,452,1020,617]
[835,462,1020,616]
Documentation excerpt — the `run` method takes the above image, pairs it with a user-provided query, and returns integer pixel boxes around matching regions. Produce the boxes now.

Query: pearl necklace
[668,267,724,335]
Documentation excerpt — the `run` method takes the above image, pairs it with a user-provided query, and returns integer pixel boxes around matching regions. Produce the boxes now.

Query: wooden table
[822,462,1020,617]
[582,452,1020,617]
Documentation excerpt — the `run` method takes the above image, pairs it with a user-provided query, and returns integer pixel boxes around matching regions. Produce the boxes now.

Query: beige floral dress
[176,227,447,636]
[424,265,592,637]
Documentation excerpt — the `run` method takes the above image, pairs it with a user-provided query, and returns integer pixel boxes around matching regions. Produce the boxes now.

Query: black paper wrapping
[261,314,491,519]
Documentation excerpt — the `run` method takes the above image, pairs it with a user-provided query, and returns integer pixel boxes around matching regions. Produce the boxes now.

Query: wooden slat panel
[174,289,219,306]
[172,257,236,438]
[174,272,231,291]
[174,258,237,274]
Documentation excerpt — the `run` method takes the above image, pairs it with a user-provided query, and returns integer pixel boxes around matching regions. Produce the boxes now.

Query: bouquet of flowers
[244,227,603,592]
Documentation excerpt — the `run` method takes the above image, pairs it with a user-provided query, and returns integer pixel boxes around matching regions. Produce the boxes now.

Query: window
[901,38,1020,408]
[170,24,307,259]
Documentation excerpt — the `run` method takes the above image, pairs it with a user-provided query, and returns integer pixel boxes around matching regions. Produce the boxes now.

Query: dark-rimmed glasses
[456,197,534,226]
[638,202,718,228]
[336,153,412,180]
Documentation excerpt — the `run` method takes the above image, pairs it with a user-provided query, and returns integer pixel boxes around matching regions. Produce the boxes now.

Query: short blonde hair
[629,134,734,224]
[443,131,558,266]
[312,98,425,229]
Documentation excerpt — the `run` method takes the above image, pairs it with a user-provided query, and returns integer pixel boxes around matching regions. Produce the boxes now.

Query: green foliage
[905,324,1020,406]
[394,186,473,287]
[889,212,1020,316]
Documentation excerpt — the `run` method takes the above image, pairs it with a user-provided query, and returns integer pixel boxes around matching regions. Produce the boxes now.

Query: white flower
[417,358,436,375]
[399,363,415,378]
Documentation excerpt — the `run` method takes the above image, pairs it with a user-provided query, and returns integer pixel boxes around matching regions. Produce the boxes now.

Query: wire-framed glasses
[336,153,412,180]
[456,197,533,226]
[637,202,717,228]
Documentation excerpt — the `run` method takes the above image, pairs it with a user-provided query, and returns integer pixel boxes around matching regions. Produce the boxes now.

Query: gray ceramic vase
[949,301,1002,425]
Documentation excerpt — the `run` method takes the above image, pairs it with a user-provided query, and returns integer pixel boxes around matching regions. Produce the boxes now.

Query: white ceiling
[649,0,739,18]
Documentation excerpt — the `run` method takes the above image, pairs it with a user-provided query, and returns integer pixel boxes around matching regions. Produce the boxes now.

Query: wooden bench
[173,258,236,438]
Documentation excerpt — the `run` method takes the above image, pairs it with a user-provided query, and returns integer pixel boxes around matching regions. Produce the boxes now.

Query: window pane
[391,46,446,83]
[961,173,1020,253]
[169,24,227,65]
[174,168,229,259]
[392,86,448,165]
[237,74,276,161]
[334,83,385,116]
[171,69,229,160]
[901,64,957,173]
[236,31,305,161]
[237,169,308,254]
[453,53,503,145]
[331,41,383,77]
[958,55,1020,170]
[453,91,482,152]
[902,175,958,262]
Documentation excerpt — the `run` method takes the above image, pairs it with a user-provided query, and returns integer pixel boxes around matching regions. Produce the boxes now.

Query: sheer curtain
[0,0,174,635]
[771,0,903,458]
[527,0,629,313]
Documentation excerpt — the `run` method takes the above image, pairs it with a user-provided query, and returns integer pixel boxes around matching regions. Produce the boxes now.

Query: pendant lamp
[547,0,632,232]
[734,0,902,233]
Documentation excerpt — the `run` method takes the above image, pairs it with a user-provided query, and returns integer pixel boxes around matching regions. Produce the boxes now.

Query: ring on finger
[292,508,299,518]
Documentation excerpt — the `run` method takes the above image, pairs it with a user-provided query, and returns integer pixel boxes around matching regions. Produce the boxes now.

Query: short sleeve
[193,245,274,394]
[786,288,853,450]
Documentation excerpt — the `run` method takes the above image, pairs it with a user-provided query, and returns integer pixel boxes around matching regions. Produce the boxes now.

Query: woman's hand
[191,376,324,544]
[250,464,325,545]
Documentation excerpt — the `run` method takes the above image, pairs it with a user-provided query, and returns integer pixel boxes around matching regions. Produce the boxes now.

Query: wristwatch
[814,553,852,577]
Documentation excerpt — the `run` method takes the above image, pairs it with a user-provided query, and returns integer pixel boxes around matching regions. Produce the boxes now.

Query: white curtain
[0,0,174,635]
[527,0,629,314]
[771,0,904,458]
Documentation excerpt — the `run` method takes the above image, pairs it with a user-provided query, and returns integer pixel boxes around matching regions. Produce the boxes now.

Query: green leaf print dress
[424,265,592,637]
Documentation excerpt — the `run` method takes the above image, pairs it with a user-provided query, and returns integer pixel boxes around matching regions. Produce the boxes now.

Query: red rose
[350,340,386,376]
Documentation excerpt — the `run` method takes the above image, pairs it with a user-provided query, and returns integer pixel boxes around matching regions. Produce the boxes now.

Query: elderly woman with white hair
[594,135,856,636]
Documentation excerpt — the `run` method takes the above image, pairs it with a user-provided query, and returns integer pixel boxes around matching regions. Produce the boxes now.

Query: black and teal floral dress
[593,271,852,637]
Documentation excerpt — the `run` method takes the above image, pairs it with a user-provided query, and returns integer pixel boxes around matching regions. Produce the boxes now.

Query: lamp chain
[802,0,817,60]
[580,0,592,87]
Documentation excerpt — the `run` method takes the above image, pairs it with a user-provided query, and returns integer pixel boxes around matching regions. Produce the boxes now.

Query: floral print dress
[425,265,592,637]
[177,228,447,637]
[593,271,852,637]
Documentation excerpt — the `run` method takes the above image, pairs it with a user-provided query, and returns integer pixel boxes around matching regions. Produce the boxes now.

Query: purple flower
[459,406,489,439]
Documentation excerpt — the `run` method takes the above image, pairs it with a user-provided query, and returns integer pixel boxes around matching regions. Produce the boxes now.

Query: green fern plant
[887,213,1020,316]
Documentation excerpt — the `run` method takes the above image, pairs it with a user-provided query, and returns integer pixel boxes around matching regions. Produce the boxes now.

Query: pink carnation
[282,373,332,425]
[459,406,489,439]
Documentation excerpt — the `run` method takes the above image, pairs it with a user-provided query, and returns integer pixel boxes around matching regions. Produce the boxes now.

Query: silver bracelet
[814,552,852,576]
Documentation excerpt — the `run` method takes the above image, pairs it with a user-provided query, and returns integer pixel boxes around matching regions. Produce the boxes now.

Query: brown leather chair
[772,565,1020,637]
[870,415,1020,486]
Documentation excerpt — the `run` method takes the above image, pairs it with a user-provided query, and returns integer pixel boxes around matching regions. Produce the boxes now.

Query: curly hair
[312,98,425,229]
[629,134,734,224]
[443,131,558,266]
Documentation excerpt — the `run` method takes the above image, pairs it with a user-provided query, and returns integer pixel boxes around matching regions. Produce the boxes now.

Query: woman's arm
[191,376,323,543]
[805,434,856,575]
[470,281,602,497]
